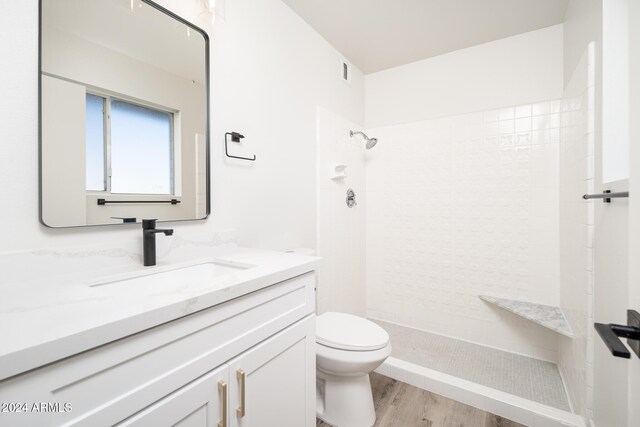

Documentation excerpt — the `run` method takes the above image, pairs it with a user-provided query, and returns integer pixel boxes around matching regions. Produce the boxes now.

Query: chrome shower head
[349,130,378,150]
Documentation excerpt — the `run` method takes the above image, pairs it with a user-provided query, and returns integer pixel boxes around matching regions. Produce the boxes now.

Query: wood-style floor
[316,373,526,427]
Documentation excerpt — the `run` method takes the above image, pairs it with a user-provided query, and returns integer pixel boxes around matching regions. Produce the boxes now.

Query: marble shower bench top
[479,296,574,338]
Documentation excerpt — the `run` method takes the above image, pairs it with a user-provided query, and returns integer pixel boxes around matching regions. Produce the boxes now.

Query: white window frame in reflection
[85,91,178,196]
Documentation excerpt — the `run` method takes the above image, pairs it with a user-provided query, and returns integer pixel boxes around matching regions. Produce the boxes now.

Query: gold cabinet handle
[236,369,246,418]
[218,380,227,427]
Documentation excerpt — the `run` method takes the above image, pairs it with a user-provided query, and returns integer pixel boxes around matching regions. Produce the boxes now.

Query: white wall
[627,2,640,426]
[590,1,631,425]
[601,0,629,183]
[558,42,595,422]
[364,26,565,359]
[563,0,602,89]
[365,25,563,129]
[316,106,366,316]
[558,2,603,423]
[0,0,363,253]
[562,1,633,425]
[208,0,364,251]
[592,180,628,427]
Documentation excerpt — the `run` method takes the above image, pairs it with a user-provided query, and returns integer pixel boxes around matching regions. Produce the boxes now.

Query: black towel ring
[225,132,256,161]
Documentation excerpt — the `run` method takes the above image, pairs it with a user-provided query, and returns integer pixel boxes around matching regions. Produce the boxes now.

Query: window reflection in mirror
[40,0,209,227]
[110,99,174,195]
[85,93,106,192]
[86,95,175,195]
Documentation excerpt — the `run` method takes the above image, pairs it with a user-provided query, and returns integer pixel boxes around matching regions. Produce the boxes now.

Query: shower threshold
[370,319,585,427]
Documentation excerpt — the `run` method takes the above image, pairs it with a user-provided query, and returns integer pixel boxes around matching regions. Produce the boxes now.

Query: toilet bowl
[316,312,391,427]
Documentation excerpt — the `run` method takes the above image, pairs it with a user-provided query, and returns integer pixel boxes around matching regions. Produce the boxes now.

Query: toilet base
[316,370,375,427]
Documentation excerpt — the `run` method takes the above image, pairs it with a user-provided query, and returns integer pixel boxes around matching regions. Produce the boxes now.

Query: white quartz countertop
[0,239,320,381]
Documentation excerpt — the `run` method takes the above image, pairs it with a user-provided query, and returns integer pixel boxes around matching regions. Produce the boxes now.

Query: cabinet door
[117,364,229,427]
[228,315,315,427]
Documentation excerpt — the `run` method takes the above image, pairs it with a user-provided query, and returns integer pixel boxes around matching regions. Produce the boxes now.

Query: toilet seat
[316,312,389,351]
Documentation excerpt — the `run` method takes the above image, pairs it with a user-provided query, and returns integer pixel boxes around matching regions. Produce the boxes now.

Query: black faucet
[142,219,173,266]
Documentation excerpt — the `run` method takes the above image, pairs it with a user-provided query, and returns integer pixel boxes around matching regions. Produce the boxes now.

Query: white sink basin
[86,260,253,288]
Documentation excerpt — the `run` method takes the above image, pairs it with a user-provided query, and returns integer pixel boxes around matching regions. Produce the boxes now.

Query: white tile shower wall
[316,107,367,316]
[558,44,595,421]
[366,102,562,361]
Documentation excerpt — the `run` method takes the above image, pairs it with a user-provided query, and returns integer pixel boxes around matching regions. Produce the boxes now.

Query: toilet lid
[316,312,390,351]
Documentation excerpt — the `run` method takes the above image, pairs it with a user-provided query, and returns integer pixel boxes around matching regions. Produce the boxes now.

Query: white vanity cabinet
[0,272,316,427]
[228,315,315,427]
[117,364,229,427]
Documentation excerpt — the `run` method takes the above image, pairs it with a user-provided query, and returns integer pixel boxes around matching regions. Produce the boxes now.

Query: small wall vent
[341,59,352,86]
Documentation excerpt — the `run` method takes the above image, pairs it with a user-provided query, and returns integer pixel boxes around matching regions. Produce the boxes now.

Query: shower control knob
[346,189,357,208]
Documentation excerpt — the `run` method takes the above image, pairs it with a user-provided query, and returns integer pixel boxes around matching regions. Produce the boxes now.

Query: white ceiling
[281,0,569,74]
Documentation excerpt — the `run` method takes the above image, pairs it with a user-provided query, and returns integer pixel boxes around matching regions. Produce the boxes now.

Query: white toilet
[315,312,392,427]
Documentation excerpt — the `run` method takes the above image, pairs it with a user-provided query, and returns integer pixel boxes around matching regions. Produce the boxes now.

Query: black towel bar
[97,199,180,205]
[582,190,629,203]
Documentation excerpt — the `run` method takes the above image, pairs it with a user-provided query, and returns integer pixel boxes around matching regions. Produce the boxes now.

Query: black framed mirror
[39,0,209,227]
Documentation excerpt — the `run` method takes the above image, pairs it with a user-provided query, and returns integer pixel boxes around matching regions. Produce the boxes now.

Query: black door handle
[594,310,640,359]
[595,323,633,358]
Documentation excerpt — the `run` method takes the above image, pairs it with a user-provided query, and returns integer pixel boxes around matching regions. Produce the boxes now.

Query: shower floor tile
[371,319,570,411]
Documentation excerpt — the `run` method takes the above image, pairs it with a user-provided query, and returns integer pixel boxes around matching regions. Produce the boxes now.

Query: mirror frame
[38,0,210,228]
